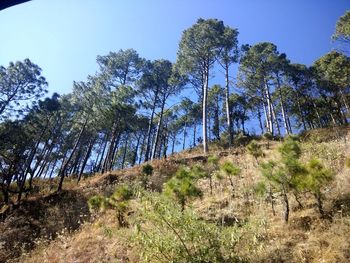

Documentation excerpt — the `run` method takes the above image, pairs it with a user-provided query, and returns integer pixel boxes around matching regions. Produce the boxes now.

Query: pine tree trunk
[339,88,349,113]
[312,100,323,128]
[96,134,108,173]
[192,124,197,148]
[258,105,264,134]
[162,129,169,159]
[262,100,269,133]
[264,79,274,135]
[121,134,129,169]
[132,134,142,166]
[171,135,176,154]
[202,65,209,153]
[271,102,281,137]
[296,93,307,130]
[107,132,122,171]
[213,93,220,140]
[138,134,146,165]
[315,192,324,218]
[151,97,166,160]
[182,123,187,151]
[224,63,233,145]
[77,137,95,182]
[57,119,87,192]
[282,191,289,223]
[145,87,159,161]
[276,76,290,135]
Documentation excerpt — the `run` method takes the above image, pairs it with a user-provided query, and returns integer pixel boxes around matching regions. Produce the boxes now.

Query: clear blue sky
[0,0,348,95]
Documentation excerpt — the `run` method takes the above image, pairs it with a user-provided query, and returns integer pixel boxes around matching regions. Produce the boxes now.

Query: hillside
[1,126,350,263]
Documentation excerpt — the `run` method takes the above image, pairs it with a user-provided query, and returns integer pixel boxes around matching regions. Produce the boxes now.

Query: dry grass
[3,126,350,263]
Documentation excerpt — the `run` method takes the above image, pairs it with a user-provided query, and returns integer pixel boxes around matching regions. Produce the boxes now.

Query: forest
[0,7,350,263]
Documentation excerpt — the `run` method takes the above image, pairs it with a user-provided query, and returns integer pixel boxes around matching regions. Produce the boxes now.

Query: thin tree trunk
[202,66,209,153]
[151,97,166,160]
[224,62,233,145]
[162,128,169,159]
[57,119,87,192]
[296,93,307,130]
[97,134,108,173]
[132,134,142,166]
[121,134,129,169]
[139,134,146,165]
[282,191,289,223]
[77,137,95,182]
[108,132,122,171]
[257,105,264,134]
[182,123,187,151]
[271,102,281,137]
[262,100,269,133]
[264,79,274,135]
[171,135,176,154]
[192,124,197,148]
[339,88,349,113]
[145,87,159,161]
[276,76,290,135]
[315,193,324,218]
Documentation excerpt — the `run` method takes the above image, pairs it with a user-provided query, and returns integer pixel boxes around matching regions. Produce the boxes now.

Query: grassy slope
[4,126,350,263]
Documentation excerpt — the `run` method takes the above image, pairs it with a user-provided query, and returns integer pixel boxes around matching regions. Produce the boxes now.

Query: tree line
[0,12,349,204]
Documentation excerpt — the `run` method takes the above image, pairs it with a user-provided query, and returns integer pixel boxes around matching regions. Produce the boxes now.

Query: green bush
[246,140,264,162]
[142,163,154,176]
[220,161,241,193]
[205,155,220,194]
[302,159,334,217]
[109,184,133,202]
[108,184,133,226]
[263,132,273,149]
[263,132,273,141]
[164,167,202,211]
[88,195,107,212]
[133,193,243,263]
[88,184,133,226]
[259,139,306,223]
[140,163,154,189]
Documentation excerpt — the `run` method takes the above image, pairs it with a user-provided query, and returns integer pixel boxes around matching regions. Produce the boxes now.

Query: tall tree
[176,18,225,153]
[312,51,350,125]
[332,11,350,55]
[0,59,47,119]
[218,26,239,145]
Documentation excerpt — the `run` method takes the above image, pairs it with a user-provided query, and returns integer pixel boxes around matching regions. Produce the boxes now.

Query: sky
[0,0,349,96]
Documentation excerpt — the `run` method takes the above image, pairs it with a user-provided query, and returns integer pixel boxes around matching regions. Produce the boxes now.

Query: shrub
[88,195,107,212]
[220,161,241,193]
[142,163,153,176]
[259,138,307,223]
[163,167,202,211]
[263,132,273,149]
[133,193,242,263]
[206,155,220,194]
[108,184,133,226]
[246,140,264,163]
[140,163,154,189]
[302,159,334,217]
[87,184,133,226]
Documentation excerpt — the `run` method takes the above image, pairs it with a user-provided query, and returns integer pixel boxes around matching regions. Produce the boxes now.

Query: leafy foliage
[133,193,242,263]
[220,161,241,193]
[163,167,202,211]
[88,184,133,226]
[140,163,154,188]
[246,140,264,162]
